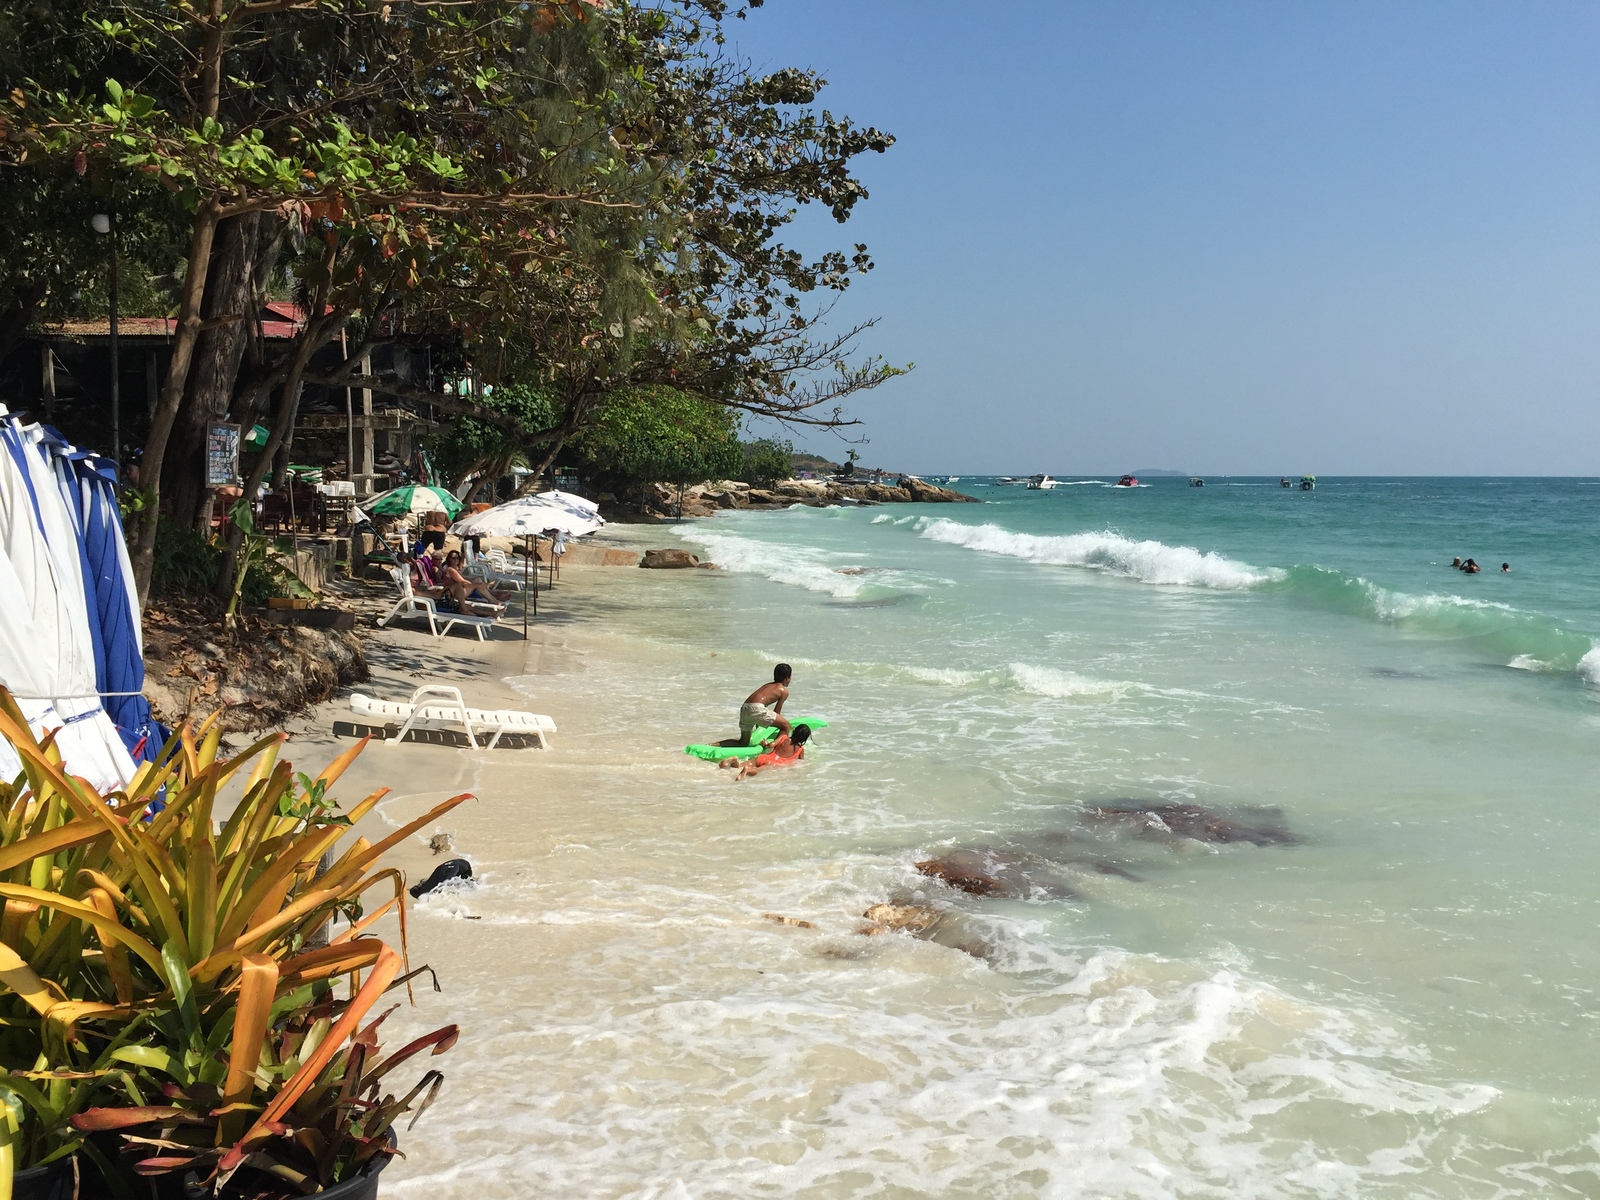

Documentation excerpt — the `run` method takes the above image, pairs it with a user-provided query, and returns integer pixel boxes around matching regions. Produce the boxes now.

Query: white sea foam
[1508,655,1557,672]
[677,528,884,599]
[1371,589,1519,621]
[1005,662,1131,699]
[916,518,1276,589]
[1579,646,1600,686]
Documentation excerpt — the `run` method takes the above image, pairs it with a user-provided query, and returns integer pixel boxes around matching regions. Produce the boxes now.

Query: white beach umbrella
[449,490,605,539]
[449,491,604,637]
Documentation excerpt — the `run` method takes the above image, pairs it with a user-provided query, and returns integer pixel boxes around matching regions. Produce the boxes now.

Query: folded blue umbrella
[67,450,165,766]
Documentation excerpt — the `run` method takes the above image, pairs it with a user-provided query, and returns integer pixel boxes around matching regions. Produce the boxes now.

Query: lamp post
[90,211,120,467]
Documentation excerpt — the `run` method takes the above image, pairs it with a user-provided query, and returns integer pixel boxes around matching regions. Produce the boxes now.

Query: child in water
[721,724,811,780]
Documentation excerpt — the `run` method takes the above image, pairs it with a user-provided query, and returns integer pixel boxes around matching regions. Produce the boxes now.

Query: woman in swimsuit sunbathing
[437,549,510,607]
[721,724,811,780]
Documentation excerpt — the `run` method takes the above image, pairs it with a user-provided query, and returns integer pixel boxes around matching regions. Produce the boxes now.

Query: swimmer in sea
[1502,562,1511,573]
[1463,558,1481,574]
[1451,557,1463,570]
[721,724,812,779]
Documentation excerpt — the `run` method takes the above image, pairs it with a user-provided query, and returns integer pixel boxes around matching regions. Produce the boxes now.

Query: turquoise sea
[385,477,1600,1199]
[654,477,1600,1196]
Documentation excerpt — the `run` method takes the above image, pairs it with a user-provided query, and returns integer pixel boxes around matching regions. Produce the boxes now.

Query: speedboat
[1189,477,1204,487]
[1027,474,1059,490]
[1279,477,1292,488]
[1300,474,1316,491]
[1115,474,1138,487]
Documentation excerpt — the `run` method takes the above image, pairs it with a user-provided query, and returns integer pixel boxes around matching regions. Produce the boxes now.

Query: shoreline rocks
[635,476,979,519]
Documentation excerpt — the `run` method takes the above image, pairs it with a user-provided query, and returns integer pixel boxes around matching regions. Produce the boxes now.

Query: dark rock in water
[1080,802,1297,847]
[861,902,942,933]
[915,848,1081,900]
[410,858,474,898]
[1022,830,1145,880]
[640,548,700,569]
[859,901,990,960]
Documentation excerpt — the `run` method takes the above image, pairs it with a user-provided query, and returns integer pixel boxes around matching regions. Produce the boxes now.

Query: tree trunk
[164,211,265,532]
[214,292,342,600]
[0,282,49,373]
[130,198,223,604]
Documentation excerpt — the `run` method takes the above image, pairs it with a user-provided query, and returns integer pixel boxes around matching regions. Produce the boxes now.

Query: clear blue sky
[729,1,1600,476]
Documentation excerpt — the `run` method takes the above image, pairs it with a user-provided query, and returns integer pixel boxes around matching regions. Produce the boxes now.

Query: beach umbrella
[69,451,162,764]
[0,412,135,791]
[449,492,606,636]
[367,484,463,519]
[449,490,604,539]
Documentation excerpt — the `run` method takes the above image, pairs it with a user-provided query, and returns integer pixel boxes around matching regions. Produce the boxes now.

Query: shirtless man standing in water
[733,664,792,745]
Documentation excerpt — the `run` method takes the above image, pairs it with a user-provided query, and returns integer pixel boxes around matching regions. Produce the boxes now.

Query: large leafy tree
[2,0,902,597]
[573,385,744,498]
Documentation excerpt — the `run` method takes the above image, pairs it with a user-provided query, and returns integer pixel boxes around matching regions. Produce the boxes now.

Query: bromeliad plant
[0,689,468,1195]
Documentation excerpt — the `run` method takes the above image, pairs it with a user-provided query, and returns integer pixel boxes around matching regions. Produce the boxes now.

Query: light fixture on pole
[90,211,120,468]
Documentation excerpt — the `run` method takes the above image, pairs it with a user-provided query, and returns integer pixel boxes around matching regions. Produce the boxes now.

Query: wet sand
[277,540,908,1198]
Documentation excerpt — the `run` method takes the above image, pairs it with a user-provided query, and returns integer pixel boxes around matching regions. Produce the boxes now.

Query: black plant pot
[13,1155,79,1200]
[69,1141,395,1200]
[310,1152,392,1200]
[189,1145,395,1200]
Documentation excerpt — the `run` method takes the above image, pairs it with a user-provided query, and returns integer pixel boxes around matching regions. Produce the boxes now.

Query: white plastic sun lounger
[467,548,536,592]
[378,568,503,640]
[348,686,557,749]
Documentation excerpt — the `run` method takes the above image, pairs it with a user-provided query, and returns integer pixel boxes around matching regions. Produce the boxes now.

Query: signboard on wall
[206,423,240,488]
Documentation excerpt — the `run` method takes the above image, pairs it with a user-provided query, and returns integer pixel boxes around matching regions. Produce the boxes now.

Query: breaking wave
[915,518,1277,589]
[908,518,1600,681]
[677,527,915,602]
[1267,566,1600,675]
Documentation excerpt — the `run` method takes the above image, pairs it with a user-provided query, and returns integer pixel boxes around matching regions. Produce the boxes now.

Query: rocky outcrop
[915,848,1083,900]
[858,901,990,959]
[1080,803,1297,846]
[636,476,978,519]
[640,548,701,569]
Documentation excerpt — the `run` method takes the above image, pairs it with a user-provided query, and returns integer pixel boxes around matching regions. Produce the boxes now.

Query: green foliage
[429,383,559,489]
[150,519,220,597]
[576,386,744,492]
[741,437,794,486]
[149,517,290,606]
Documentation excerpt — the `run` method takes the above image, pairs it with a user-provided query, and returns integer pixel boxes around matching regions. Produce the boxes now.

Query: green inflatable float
[684,717,828,762]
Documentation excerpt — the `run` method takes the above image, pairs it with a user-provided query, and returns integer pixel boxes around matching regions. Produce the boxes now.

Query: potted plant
[0,692,467,1197]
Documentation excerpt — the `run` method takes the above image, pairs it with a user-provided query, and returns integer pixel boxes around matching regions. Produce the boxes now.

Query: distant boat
[1115,474,1139,487]
[995,476,1023,485]
[1279,477,1293,488]
[1189,477,1204,487]
[1026,474,1059,490]
[1300,474,1316,491]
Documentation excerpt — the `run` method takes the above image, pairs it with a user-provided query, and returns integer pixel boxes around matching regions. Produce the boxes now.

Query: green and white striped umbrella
[366,484,463,519]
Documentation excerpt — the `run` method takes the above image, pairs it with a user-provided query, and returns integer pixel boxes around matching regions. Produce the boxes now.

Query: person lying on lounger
[720,724,811,780]
[437,549,510,607]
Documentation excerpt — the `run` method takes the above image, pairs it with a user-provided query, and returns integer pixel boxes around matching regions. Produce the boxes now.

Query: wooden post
[40,345,55,421]
[522,533,531,638]
[360,352,374,493]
